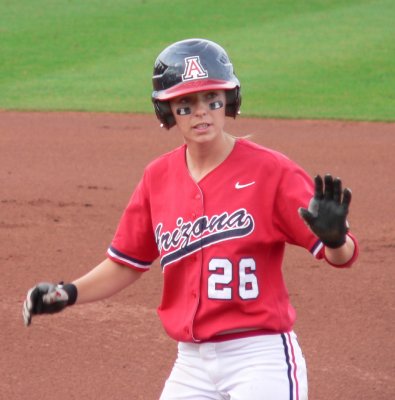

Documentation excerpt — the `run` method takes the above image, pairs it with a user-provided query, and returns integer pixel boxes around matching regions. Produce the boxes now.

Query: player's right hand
[22,282,77,327]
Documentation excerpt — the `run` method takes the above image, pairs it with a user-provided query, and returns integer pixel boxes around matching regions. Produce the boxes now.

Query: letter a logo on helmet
[182,56,208,81]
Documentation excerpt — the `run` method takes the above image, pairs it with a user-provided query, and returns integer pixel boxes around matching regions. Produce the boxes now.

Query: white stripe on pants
[160,331,308,400]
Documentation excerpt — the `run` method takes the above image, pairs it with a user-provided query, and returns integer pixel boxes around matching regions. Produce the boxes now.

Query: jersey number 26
[208,258,259,300]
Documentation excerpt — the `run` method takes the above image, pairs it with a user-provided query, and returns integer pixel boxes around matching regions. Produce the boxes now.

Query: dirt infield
[1,111,394,399]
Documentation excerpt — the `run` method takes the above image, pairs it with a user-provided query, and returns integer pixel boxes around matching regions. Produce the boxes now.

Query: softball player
[23,39,359,399]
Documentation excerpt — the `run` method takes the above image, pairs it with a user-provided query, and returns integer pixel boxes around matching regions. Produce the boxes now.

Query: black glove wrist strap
[62,283,78,306]
[322,234,347,249]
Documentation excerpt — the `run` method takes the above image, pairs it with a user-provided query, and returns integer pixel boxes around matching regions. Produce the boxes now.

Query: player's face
[170,90,227,145]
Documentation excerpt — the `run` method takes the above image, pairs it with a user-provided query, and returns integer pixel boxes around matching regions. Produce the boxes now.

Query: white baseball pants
[160,331,308,400]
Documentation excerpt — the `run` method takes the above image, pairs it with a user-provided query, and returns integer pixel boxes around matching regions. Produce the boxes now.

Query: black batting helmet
[152,38,241,129]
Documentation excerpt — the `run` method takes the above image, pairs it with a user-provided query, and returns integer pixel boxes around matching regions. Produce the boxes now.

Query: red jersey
[108,139,358,342]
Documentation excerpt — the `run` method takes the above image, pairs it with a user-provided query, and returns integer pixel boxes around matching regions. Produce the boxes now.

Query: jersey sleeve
[107,169,159,271]
[272,157,324,258]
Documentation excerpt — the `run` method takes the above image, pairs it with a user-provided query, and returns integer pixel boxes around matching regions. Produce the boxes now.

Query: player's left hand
[298,174,351,248]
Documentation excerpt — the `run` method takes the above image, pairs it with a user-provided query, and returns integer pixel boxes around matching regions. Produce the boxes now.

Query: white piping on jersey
[107,248,151,270]
[312,241,324,257]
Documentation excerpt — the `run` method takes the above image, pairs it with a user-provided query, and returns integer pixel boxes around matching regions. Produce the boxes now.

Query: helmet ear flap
[225,87,242,118]
[153,101,175,129]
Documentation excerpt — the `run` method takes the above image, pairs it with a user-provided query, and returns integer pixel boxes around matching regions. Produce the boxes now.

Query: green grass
[0,0,394,121]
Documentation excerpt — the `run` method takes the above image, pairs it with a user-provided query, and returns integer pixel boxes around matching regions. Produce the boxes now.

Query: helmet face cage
[151,38,241,129]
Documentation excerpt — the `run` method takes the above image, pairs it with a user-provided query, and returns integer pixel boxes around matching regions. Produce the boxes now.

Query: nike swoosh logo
[235,181,255,189]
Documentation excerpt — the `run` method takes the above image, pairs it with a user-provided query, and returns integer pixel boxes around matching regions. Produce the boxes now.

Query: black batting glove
[22,282,77,326]
[298,174,351,249]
